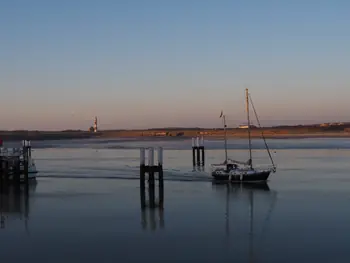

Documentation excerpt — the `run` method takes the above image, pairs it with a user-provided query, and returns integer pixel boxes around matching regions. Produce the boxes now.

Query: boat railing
[253,164,276,172]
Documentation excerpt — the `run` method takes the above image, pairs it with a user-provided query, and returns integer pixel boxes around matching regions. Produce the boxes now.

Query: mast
[245,88,253,168]
[220,110,228,163]
[223,115,228,163]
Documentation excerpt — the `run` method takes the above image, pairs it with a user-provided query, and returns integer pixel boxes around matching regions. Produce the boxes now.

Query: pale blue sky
[1,0,349,130]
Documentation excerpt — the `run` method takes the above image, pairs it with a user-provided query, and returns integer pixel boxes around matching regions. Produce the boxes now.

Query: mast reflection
[212,181,278,262]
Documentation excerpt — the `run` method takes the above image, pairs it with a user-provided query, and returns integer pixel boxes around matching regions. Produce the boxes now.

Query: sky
[1,0,350,130]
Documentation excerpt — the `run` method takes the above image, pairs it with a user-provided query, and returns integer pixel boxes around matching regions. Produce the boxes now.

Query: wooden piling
[23,141,29,187]
[0,157,3,189]
[148,148,155,184]
[196,137,201,166]
[148,148,156,208]
[157,147,164,209]
[140,148,146,209]
[148,181,156,209]
[192,138,196,166]
[192,136,205,167]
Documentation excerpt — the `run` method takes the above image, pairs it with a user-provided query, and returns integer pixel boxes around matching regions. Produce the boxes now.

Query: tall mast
[246,88,253,168]
[223,113,228,163]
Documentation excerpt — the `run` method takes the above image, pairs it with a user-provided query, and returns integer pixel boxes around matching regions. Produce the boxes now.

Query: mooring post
[192,137,196,166]
[0,157,3,189]
[157,147,164,208]
[148,148,155,184]
[196,137,200,166]
[3,159,9,185]
[28,140,32,158]
[148,148,156,208]
[157,147,163,182]
[140,147,146,183]
[200,136,205,166]
[22,141,29,186]
[140,148,146,209]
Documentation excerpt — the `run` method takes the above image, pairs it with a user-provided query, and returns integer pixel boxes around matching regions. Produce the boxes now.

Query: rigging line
[248,94,276,171]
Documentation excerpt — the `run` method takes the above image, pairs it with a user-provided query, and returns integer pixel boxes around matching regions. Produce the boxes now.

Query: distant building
[320,122,345,127]
[238,124,257,129]
[154,132,167,136]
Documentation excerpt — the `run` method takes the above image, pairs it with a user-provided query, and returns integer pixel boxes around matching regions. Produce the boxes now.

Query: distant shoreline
[1,126,350,141]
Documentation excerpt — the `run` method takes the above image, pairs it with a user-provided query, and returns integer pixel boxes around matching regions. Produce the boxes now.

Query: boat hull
[211,170,271,183]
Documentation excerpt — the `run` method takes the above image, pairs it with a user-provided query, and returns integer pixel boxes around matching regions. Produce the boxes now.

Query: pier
[0,140,30,188]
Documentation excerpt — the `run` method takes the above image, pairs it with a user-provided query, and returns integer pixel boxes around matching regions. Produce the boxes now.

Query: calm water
[1,138,350,262]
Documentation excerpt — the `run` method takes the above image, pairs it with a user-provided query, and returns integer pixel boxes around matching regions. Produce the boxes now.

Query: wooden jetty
[0,140,30,187]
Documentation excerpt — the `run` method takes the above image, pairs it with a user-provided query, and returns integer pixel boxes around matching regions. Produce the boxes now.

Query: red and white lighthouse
[93,117,98,132]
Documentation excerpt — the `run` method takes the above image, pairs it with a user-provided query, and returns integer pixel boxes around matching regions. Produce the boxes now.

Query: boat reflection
[212,181,271,192]
[212,181,278,262]
[0,182,36,231]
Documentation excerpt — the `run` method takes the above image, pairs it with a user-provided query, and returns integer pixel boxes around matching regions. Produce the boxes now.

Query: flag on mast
[219,110,223,118]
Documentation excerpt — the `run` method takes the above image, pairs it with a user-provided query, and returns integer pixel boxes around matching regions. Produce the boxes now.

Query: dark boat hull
[211,170,271,183]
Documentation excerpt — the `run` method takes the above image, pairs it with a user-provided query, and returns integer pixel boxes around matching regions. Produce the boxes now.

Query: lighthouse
[93,116,98,132]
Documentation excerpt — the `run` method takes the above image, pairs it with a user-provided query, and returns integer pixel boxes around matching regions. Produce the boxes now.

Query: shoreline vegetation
[1,123,350,141]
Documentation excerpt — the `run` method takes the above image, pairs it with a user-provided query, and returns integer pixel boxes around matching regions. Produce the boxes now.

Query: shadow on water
[211,182,278,262]
[0,182,37,232]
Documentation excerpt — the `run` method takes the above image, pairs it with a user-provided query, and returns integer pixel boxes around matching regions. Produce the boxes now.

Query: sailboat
[211,88,276,182]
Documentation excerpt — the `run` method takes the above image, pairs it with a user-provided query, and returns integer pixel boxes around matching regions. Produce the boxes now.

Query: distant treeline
[146,127,202,131]
[0,130,98,141]
[1,122,350,136]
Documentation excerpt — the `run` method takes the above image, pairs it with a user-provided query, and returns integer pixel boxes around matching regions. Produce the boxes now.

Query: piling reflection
[212,181,278,262]
[0,182,36,230]
[140,181,164,231]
